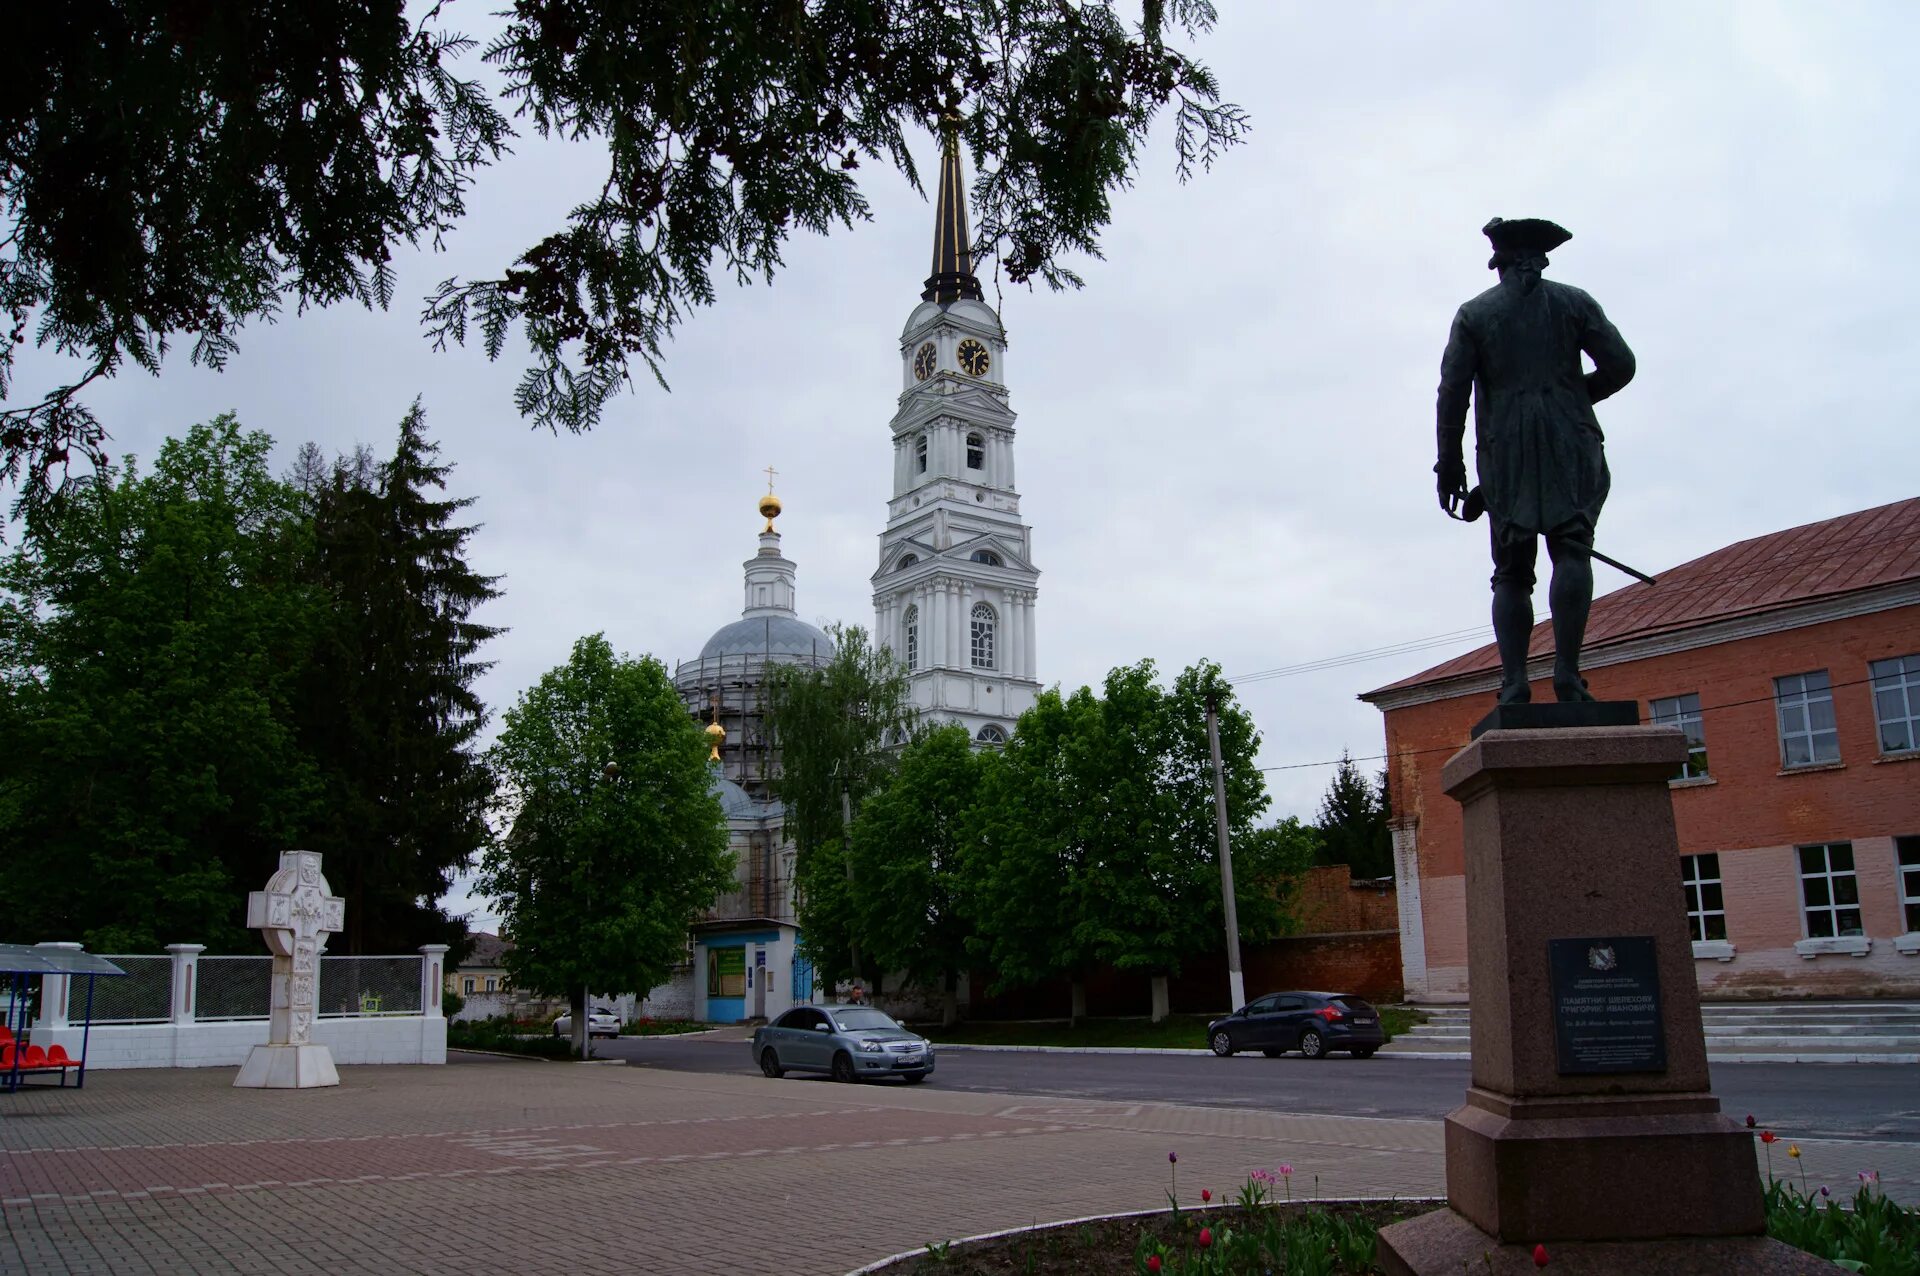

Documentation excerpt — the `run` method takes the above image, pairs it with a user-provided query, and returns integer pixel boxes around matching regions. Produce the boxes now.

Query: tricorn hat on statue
[1482,216,1572,261]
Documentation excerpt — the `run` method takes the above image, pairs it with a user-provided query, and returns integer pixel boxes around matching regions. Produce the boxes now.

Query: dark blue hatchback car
[1206,991,1385,1060]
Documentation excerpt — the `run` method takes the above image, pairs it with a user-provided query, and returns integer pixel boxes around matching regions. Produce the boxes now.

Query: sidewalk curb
[937,1043,1918,1065]
[1382,1048,1919,1065]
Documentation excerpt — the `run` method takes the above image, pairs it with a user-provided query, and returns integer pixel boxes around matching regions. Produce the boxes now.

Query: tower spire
[921,122,983,303]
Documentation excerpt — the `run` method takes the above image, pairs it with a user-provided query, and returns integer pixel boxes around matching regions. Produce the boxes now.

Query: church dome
[699,614,833,662]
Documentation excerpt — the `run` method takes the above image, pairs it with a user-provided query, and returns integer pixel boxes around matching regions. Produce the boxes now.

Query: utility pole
[1205,693,1246,1012]
[841,779,860,1000]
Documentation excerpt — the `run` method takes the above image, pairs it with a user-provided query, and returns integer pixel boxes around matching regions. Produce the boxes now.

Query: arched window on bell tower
[904,604,920,671]
[966,432,985,470]
[970,602,996,670]
[915,433,928,474]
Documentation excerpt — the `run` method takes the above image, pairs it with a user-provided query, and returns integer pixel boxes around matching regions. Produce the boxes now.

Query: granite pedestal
[1377,726,1834,1274]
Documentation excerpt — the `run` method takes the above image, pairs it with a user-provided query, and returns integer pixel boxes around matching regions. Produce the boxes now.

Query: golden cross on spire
[763,464,778,494]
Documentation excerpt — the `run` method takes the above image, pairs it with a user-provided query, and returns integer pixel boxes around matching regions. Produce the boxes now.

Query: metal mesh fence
[195,956,273,1021]
[318,956,422,1017]
[72,956,172,1023]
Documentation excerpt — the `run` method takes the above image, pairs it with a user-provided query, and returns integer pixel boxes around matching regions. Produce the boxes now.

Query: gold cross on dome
[763,464,778,493]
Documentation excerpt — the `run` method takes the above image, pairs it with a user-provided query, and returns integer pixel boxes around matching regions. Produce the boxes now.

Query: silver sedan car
[751,1006,935,1084]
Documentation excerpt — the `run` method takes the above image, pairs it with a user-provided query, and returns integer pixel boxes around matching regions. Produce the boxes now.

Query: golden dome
[759,492,782,531]
[704,718,725,762]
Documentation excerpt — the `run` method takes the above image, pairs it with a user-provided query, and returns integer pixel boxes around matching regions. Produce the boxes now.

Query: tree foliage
[762,623,914,987]
[0,407,506,954]
[1314,750,1392,880]
[480,634,732,1053]
[0,417,322,950]
[963,659,1268,1009]
[289,402,502,953]
[1,2,1246,507]
[846,725,986,1024]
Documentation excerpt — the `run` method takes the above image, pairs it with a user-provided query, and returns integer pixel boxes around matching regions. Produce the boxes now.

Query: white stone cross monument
[234,850,346,1089]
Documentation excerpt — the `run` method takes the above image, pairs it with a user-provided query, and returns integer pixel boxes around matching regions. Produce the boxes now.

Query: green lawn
[916,1007,1427,1050]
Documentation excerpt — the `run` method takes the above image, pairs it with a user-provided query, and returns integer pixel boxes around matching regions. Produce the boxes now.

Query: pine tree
[1314,751,1392,881]
[293,403,501,952]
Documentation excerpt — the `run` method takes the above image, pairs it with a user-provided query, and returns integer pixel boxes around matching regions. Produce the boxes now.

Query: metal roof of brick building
[1365,496,1920,699]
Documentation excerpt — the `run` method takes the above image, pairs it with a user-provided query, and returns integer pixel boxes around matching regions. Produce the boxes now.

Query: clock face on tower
[912,342,937,381]
[958,339,991,377]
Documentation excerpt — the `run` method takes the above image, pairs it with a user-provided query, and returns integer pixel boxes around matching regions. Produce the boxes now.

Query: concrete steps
[1382,1001,1920,1064]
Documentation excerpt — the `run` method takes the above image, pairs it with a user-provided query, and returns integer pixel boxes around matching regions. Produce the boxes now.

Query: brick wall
[1379,602,1920,1001]
[1291,864,1399,933]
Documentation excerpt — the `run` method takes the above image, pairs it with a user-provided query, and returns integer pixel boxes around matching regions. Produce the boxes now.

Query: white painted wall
[38,1016,447,1070]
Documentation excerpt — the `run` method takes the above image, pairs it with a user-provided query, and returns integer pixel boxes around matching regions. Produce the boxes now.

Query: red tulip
[1197,1227,1212,1248]
[1533,1242,1550,1267]
[1147,1257,1162,1274]
[1745,1114,1756,1128]
[1200,1189,1211,1203]
[1760,1130,1777,1144]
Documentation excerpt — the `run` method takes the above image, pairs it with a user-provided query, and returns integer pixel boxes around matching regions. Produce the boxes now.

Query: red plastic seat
[46,1045,73,1066]
[0,1025,14,1046]
[0,1044,13,1070]
[21,1045,49,1069]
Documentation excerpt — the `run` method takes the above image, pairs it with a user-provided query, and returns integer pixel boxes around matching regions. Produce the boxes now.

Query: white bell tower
[872,128,1040,744]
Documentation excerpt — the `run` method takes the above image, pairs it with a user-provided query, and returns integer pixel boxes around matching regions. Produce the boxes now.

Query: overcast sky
[15,4,1919,930]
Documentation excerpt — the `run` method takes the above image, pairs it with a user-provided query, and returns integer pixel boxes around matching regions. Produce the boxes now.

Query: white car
[552,1009,621,1040]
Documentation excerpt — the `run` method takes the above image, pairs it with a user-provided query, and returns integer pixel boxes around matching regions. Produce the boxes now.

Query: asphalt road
[595,1032,1920,1144]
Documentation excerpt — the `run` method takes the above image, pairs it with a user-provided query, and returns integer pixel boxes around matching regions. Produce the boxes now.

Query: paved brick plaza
[4,1053,1913,1274]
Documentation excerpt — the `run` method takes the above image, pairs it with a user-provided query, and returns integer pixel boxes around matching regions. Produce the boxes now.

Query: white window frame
[462,977,475,995]
[903,604,919,672]
[484,976,498,992]
[976,723,1007,745]
[965,432,985,470]
[969,602,996,670]
[1650,692,1709,779]
[1795,841,1869,958]
[915,433,928,474]
[1897,836,1920,942]
[1680,853,1727,944]
[1774,670,1840,768]
[1870,654,1920,755]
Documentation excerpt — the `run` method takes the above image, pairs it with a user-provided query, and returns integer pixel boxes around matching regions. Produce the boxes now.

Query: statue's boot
[1492,580,1533,704]
[1549,540,1596,703]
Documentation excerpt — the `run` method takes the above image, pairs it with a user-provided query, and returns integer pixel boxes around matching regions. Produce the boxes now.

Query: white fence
[29,942,449,1070]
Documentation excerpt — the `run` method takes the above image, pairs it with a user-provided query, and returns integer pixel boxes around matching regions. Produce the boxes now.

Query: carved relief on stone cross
[245,850,346,1049]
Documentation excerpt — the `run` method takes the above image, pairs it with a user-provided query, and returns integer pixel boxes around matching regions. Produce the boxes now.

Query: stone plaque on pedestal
[1548,935,1666,1075]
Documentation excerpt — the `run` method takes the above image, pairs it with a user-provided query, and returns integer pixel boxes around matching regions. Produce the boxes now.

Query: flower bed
[858,1135,1918,1274]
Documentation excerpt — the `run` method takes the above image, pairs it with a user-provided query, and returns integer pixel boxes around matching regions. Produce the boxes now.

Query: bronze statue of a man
[1436,218,1636,704]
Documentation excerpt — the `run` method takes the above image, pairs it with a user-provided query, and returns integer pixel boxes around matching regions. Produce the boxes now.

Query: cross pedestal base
[234,1043,339,1089]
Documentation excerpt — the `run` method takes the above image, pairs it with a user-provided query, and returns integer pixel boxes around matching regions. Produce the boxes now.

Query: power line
[1256,673,1885,774]
[1226,625,1491,685]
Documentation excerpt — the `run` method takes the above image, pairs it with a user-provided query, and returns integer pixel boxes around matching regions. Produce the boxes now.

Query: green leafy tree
[0,417,323,949]
[2,2,1246,506]
[1314,751,1392,880]
[480,634,732,1057]
[1231,817,1323,941]
[966,685,1096,1003]
[290,402,502,953]
[846,725,987,1025]
[967,659,1268,1020]
[762,624,914,992]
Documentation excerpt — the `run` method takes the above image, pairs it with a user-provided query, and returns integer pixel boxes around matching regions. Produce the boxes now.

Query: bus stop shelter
[1,943,125,1092]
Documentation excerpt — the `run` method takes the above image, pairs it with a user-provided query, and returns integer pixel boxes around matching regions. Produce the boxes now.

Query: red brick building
[1361,497,1920,1002]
